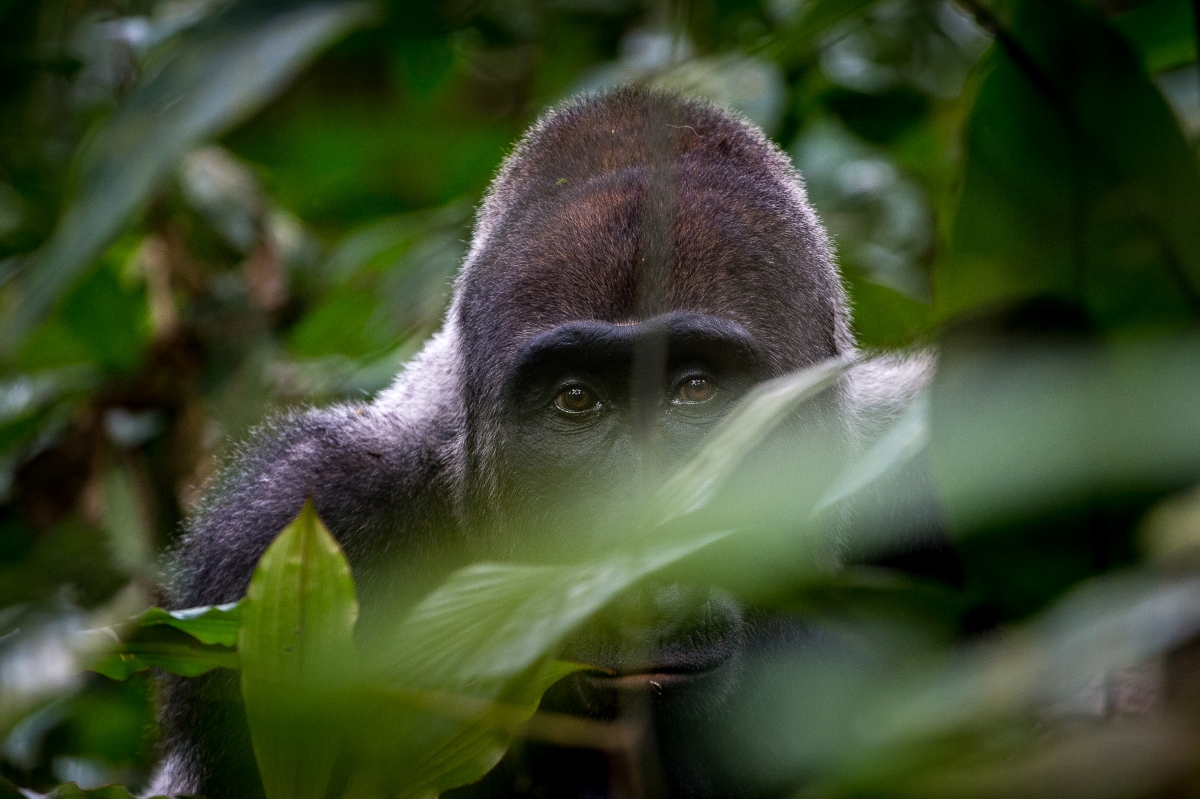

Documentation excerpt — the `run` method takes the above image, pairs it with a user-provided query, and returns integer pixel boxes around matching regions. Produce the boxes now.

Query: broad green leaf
[387,534,729,690]
[401,659,591,799]
[726,569,1200,797]
[815,392,929,515]
[40,783,170,799]
[239,501,359,799]
[356,527,731,797]
[346,660,592,799]
[91,627,238,680]
[930,339,1200,532]
[939,0,1200,333]
[1114,0,1198,73]
[1,0,377,354]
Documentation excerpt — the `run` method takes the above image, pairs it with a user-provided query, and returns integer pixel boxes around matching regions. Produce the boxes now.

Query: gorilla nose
[560,583,745,677]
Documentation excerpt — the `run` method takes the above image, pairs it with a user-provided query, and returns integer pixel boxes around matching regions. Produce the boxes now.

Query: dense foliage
[2,0,1200,796]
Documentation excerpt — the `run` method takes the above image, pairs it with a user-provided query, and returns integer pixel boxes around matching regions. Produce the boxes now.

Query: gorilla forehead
[476,167,803,325]
[457,88,849,380]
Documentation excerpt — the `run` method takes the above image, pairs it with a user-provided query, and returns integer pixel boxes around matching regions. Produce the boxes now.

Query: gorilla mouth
[559,585,746,695]
[578,643,738,687]
[557,638,745,718]
[581,658,729,689]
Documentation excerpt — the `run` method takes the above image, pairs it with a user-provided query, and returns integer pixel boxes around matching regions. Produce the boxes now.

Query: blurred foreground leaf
[239,500,359,799]
[386,534,728,691]
[732,570,1200,797]
[349,524,733,794]
[348,660,592,799]
[931,339,1200,531]
[652,357,850,526]
[1,0,377,354]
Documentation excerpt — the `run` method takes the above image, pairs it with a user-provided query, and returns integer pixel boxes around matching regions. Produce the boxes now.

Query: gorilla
[151,87,935,799]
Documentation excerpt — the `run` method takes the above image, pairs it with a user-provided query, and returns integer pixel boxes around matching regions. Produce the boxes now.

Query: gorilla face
[491,311,766,712]
[496,313,765,530]
[448,93,852,728]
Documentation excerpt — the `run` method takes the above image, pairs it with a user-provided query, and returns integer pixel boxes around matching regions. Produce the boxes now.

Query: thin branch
[379,684,641,752]
[957,0,1072,111]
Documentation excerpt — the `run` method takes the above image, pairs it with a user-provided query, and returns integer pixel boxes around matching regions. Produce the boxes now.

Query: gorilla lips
[559,584,746,705]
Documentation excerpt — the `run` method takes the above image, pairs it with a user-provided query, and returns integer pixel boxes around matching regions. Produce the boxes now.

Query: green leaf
[929,338,1200,534]
[39,783,170,799]
[91,627,238,681]
[86,602,240,680]
[349,530,729,797]
[135,602,241,647]
[381,660,592,799]
[650,357,851,526]
[816,392,928,515]
[1,0,378,354]
[1114,0,1198,73]
[386,535,728,692]
[939,0,1200,333]
[239,500,360,799]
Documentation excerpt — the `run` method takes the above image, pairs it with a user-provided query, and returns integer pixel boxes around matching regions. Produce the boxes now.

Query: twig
[378,685,641,752]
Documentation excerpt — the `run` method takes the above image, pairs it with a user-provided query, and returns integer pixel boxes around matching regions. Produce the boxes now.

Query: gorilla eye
[674,375,715,405]
[554,385,600,415]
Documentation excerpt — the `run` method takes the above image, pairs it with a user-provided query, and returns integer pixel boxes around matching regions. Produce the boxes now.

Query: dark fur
[152,87,930,798]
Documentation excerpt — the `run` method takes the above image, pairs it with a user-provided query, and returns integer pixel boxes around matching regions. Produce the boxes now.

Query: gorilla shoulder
[167,332,463,610]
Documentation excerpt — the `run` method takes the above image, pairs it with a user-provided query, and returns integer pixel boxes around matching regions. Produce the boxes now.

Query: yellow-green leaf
[239,500,359,799]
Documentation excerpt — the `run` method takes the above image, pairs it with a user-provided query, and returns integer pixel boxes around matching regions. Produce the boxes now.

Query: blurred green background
[1,0,1199,792]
